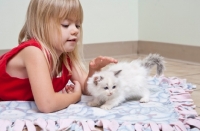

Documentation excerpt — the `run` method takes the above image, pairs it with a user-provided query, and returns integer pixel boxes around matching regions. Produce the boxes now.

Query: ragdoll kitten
[87,54,165,110]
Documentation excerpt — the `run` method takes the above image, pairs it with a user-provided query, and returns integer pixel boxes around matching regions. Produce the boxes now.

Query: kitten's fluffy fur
[87,54,165,110]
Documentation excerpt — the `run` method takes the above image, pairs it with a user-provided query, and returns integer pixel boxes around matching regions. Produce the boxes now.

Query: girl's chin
[62,43,77,52]
[64,47,75,52]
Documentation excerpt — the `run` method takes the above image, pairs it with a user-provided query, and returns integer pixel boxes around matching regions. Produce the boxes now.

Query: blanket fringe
[1,118,200,131]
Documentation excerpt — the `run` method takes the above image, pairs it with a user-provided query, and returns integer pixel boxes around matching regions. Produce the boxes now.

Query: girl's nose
[71,26,79,35]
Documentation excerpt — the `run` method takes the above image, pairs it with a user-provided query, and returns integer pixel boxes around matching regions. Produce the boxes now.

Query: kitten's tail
[142,54,165,76]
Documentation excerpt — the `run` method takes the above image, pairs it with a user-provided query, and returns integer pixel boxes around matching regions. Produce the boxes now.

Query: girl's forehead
[61,18,81,24]
[59,11,82,23]
[58,2,83,22]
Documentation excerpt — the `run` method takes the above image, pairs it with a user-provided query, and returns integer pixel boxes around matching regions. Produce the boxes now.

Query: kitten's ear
[94,76,103,86]
[114,70,122,76]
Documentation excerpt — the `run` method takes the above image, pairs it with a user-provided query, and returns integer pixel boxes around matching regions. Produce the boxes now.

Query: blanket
[0,76,199,131]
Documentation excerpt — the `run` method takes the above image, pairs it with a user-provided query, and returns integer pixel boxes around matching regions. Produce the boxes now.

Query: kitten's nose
[108,92,112,96]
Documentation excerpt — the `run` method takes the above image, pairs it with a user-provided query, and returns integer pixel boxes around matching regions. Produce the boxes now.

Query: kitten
[87,54,165,110]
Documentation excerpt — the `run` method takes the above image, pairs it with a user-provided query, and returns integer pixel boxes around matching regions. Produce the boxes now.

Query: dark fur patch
[114,70,122,76]
[93,76,103,86]
[142,54,165,76]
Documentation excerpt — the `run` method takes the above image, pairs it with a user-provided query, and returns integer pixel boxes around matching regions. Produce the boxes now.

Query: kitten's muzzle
[107,93,113,96]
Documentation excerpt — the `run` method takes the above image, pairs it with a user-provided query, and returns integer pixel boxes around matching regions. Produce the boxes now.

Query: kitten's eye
[112,86,116,89]
[104,87,108,90]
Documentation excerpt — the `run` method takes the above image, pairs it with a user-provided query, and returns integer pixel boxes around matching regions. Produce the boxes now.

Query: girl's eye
[76,25,81,28]
[112,86,116,89]
[104,87,108,90]
[61,24,69,28]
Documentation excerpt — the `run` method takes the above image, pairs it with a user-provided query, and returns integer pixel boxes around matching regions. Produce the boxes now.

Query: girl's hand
[72,81,82,94]
[89,56,118,71]
[64,84,75,94]
[63,81,81,94]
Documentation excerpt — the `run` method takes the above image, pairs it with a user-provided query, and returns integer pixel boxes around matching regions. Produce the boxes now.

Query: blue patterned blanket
[0,76,199,131]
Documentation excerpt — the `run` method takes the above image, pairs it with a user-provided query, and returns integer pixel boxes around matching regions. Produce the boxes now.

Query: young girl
[0,0,117,113]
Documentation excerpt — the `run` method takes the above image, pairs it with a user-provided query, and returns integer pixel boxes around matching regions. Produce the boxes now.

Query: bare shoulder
[20,46,45,61]
[19,46,48,70]
[20,46,49,74]
[6,46,46,78]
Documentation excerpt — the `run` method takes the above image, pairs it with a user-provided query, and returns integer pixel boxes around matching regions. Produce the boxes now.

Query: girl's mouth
[67,39,76,42]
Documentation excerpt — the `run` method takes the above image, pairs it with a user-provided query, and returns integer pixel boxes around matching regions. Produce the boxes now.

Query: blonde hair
[18,0,85,77]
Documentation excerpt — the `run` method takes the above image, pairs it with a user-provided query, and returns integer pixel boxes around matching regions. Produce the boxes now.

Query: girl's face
[54,19,81,56]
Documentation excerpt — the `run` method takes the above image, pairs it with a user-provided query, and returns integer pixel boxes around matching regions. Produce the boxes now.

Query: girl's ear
[114,70,122,76]
[93,76,103,86]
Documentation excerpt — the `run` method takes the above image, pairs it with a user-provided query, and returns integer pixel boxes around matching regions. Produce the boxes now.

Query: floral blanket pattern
[0,76,200,131]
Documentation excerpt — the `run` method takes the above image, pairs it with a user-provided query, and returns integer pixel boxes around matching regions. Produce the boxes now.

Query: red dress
[0,39,72,101]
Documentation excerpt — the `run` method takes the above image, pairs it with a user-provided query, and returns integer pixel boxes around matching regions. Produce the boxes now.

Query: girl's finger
[67,90,73,94]
[62,88,67,93]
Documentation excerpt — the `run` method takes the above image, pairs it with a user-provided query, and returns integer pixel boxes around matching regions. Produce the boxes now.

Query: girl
[0,0,117,113]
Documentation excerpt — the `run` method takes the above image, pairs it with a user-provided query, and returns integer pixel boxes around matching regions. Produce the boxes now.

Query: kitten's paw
[100,104,113,110]
[140,97,149,103]
[87,101,100,107]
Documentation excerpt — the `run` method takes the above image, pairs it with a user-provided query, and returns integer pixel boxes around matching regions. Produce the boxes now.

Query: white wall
[80,0,138,44]
[0,0,138,49]
[139,0,200,46]
[1,0,199,49]
[0,0,30,49]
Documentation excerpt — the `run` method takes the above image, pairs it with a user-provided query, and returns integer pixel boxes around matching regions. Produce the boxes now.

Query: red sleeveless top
[0,39,72,101]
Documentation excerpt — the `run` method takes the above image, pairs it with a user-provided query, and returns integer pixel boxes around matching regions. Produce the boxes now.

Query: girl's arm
[71,56,118,95]
[22,46,82,113]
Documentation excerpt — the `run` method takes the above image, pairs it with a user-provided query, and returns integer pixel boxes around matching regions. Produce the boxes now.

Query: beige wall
[139,0,200,46]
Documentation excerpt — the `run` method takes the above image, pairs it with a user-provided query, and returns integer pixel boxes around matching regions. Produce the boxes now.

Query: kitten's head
[87,70,122,97]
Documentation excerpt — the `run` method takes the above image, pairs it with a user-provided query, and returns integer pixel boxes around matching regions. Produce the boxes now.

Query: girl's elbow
[37,105,54,113]
[36,100,56,113]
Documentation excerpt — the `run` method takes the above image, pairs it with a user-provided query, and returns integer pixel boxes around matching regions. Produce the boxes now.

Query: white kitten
[87,54,165,110]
